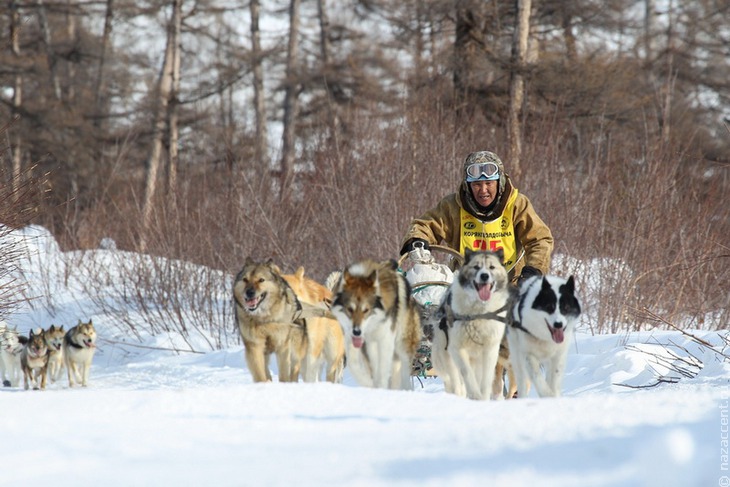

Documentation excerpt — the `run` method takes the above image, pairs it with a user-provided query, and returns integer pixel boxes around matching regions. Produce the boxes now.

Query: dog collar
[65,336,84,349]
[510,320,537,338]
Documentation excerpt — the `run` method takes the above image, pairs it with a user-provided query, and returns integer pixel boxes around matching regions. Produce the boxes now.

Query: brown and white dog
[330,259,422,390]
[44,324,65,384]
[21,328,49,390]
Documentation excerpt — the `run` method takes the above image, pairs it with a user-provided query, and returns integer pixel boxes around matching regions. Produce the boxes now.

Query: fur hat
[462,151,507,195]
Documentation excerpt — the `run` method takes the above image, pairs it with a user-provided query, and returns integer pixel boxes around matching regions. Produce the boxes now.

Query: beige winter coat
[401,176,553,281]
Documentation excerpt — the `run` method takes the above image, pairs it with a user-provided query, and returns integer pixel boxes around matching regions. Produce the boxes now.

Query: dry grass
[14,100,730,346]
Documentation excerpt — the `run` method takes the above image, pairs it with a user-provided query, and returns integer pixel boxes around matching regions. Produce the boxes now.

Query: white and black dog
[507,274,581,398]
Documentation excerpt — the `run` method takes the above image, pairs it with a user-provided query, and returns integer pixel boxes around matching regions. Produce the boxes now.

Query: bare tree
[141,0,182,252]
[36,0,62,101]
[279,0,301,199]
[250,0,268,169]
[93,0,114,129]
[166,0,182,202]
[508,0,532,177]
[8,0,23,196]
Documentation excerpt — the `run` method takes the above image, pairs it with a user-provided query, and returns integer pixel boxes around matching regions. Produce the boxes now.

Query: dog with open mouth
[329,259,422,390]
[508,274,581,398]
[21,328,49,390]
[233,258,307,383]
[64,320,97,387]
[431,248,512,400]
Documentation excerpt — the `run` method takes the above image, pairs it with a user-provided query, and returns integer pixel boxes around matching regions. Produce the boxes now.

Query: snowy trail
[2,344,723,487]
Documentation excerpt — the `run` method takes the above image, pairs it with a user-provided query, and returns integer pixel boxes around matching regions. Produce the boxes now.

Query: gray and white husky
[508,274,581,398]
[64,320,97,387]
[1,325,26,387]
[431,248,512,400]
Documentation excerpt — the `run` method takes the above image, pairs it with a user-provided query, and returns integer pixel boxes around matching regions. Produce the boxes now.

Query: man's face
[469,180,498,207]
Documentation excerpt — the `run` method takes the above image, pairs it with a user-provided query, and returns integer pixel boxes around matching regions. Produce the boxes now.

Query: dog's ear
[365,270,377,286]
[244,256,254,266]
[464,247,474,258]
[541,276,551,290]
[494,248,505,262]
[564,276,575,293]
[295,266,305,279]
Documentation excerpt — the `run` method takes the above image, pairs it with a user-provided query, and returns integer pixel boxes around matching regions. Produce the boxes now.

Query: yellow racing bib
[460,189,519,270]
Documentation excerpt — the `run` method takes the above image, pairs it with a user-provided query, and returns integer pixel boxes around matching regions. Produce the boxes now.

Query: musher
[400,150,553,285]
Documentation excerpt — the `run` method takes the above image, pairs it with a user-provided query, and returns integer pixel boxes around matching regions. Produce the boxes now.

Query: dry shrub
[34,95,729,345]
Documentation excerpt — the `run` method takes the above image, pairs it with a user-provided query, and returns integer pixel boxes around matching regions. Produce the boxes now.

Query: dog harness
[459,188,519,269]
[437,291,511,350]
[510,289,538,338]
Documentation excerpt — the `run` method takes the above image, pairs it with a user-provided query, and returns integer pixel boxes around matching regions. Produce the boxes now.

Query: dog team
[233,248,582,400]
[0,319,97,390]
[1,248,579,399]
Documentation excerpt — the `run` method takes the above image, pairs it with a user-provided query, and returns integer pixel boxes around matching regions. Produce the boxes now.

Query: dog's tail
[324,270,342,292]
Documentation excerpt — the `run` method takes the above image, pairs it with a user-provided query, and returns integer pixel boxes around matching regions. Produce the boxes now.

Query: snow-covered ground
[1,226,727,487]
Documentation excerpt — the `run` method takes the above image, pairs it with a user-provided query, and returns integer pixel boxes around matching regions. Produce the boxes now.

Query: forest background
[0,0,728,338]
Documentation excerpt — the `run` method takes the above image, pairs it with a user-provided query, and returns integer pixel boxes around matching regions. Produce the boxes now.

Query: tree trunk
[9,0,23,197]
[508,0,532,178]
[141,0,181,252]
[280,0,301,200]
[316,0,341,162]
[36,0,62,101]
[250,0,268,169]
[93,0,114,129]
[644,0,656,63]
[166,0,182,204]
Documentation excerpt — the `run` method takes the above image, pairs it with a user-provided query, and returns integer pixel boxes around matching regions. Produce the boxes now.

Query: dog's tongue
[352,336,364,348]
[477,283,492,301]
[549,326,565,344]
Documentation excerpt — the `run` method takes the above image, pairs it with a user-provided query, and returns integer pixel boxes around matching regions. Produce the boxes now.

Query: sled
[398,244,464,379]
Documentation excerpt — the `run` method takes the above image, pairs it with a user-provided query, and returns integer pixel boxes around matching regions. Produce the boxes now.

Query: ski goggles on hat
[465,162,500,182]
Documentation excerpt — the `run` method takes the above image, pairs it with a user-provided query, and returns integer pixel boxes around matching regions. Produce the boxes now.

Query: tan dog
[233,258,306,383]
[493,335,519,399]
[44,324,65,384]
[282,267,345,383]
[330,259,422,390]
[64,320,97,387]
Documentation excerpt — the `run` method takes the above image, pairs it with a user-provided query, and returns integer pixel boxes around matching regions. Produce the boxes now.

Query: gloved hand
[400,238,429,255]
[517,265,542,286]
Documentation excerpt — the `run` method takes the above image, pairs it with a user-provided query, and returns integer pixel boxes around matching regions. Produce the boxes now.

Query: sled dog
[508,274,581,398]
[493,334,519,399]
[233,258,307,383]
[21,328,49,390]
[330,259,422,390]
[1,325,26,387]
[431,248,512,400]
[45,325,65,384]
[64,320,97,387]
[282,266,345,383]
